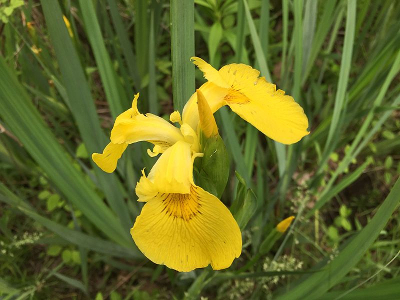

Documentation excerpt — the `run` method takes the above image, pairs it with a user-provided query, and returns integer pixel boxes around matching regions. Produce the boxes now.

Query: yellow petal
[192,60,309,144]
[170,111,182,125]
[131,185,242,272]
[180,123,200,153]
[136,169,158,202]
[218,63,263,91]
[114,93,140,126]
[197,89,218,138]
[146,145,163,157]
[149,141,194,194]
[227,82,309,144]
[276,216,295,233]
[92,142,128,173]
[111,113,184,147]
[218,66,309,144]
[191,57,230,88]
[182,82,228,130]
[63,15,74,38]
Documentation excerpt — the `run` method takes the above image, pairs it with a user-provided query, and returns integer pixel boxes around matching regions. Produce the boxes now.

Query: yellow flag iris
[92,92,242,272]
[92,57,309,272]
[183,57,309,144]
[133,141,241,272]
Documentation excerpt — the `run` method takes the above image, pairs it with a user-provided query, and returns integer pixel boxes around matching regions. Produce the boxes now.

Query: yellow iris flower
[92,58,309,272]
[92,91,242,272]
[183,57,309,144]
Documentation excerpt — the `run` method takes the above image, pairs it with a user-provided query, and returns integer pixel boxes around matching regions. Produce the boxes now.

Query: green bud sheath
[196,133,230,198]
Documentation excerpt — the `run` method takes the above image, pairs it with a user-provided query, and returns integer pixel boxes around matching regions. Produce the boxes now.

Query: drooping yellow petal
[92,142,128,173]
[111,113,184,147]
[228,83,309,144]
[92,95,141,173]
[191,57,230,88]
[193,59,309,144]
[197,89,218,138]
[131,185,242,272]
[182,82,228,130]
[148,141,194,194]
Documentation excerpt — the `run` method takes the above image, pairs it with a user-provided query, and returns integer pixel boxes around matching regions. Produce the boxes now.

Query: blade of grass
[316,158,372,208]
[171,0,195,112]
[302,0,337,86]
[321,274,400,300]
[218,108,251,185]
[52,272,88,295]
[323,0,356,154]
[244,124,257,179]
[242,0,271,81]
[302,0,317,72]
[106,0,141,91]
[148,0,158,114]
[135,0,150,80]
[0,182,142,258]
[0,55,130,247]
[79,0,126,117]
[308,51,400,216]
[235,0,245,62]
[277,176,400,299]
[258,0,269,60]
[292,0,303,101]
[280,0,289,84]
[40,0,133,233]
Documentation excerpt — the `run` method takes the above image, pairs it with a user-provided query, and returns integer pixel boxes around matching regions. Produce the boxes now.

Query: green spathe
[195,133,230,198]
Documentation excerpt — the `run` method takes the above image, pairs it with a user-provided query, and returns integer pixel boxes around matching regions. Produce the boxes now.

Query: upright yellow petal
[191,57,230,88]
[182,82,228,130]
[197,89,218,138]
[92,142,128,173]
[114,93,140,125]
[148,141,194,194]
[131,185,242,272]
[170,111,182,125]
[111,114,184,147]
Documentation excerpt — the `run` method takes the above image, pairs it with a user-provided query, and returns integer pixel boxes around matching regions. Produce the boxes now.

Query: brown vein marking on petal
[223,88,251,105]
[151,140,172,149]
[161,186,202,221]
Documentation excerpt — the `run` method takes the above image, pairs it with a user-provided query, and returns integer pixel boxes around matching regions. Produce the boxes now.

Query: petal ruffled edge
[131,184,242,272]
[111,113,184,147]
[191,57,230,88]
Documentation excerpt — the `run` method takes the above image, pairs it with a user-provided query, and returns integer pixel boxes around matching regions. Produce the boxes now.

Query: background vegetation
[0,0,399,299]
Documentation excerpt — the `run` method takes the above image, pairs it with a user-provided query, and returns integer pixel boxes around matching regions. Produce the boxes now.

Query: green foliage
[0,0,24,23]
[0,0,399,299]
[196,134,230,198]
